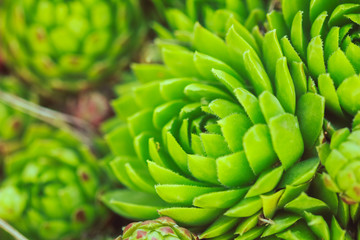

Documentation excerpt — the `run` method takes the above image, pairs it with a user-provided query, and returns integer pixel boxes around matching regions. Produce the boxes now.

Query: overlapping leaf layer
[268,0,360,204]
[102,1,333,238]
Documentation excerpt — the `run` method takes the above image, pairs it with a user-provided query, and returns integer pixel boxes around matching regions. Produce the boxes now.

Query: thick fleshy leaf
[194,188,249,209]
[102,190,169,220]
[158,207,222,226]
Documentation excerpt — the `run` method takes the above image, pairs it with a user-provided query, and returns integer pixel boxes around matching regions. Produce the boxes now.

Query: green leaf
[194,188,248,209]
[275,57,296,114]
[101,190,168,220]
[310,11,328,39]
[188,155,218,184]
[282,0,309,27]
[318,74,344,116]
[328,48,356,87]
[267,11,288,39]
[280,158,320,187]
[346,42,360,73]
[132,64,174,83]
[225,196,262,217]
[153,100,186,129]
[243,124,277,175]
[258,91,285,123]
[200,133,231,158]
[105,125,136,156]
[268,113,304,169]
[158,207,222,227]
[245,166,284,198]
[162,48,200,77]
[235,226,265,240]
[184,83,233,101]
[291,11,307,60]
[261,190,284,219]
[217,152,256,187]
[155,184,222,205]
[303,212,330,240]
[234,88,265,124]
[296,93,325,150]
[307,36,326,78]
[212,68,245,93]
[208,99,244,118]
[235,212,260,235]
[201,216,239,239]
[128,109,155,137]
[226,16,260,55]
[166,132,190,175]
[160,78,197,101]
[262,30,283,83]
[290,61,308,100]
[193,22,231,65]
[324,27,340,61]
[219,113,252,152]
[147,161,203,186]
[285,193,330,215]
[278,183,310,208]
[194,51,240,81]
[337,75,360,115]
[331,217,347,240]
[328,4,360,27]
[261,214,301,237]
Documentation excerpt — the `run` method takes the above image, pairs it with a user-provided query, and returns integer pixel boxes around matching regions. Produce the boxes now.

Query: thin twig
[0,90,97,148]
[0,218,28,240]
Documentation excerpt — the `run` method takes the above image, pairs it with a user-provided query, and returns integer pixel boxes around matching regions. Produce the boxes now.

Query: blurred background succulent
[0,125,107,240]
[0,76,38,156]
[0,0,145,96]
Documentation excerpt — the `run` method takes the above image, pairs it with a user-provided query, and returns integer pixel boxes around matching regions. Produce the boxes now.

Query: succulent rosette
[102,2,327,238]
[0,125,104,240]
[0,76,37,155]
[0,0,144,94]
[266,0,360,203]
[151,0,269,41]
[317,113,360,204]
[117,217,198,240]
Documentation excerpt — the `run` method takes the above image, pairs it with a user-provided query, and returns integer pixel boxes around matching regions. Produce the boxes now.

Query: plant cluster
[0,0,359,239]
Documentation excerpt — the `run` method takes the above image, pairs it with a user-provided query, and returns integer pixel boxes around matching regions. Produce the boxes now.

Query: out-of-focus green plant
[0,0,145,95]
[0,76,37,155]
[0,125,106,240]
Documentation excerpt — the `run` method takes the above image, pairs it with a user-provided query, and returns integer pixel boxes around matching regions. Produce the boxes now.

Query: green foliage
[0,125,105,240]
[102,1,329,238]
[0,0,145,94]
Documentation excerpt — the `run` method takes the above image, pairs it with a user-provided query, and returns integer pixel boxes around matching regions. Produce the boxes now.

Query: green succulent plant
[0,0,144,94]
[102,1,328,238]
[317,113,360,204]
[0,124,105,240]
[267,0,360,119]
[266,0,360,204]
[0,76,37,155]
[117,217,198,240]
